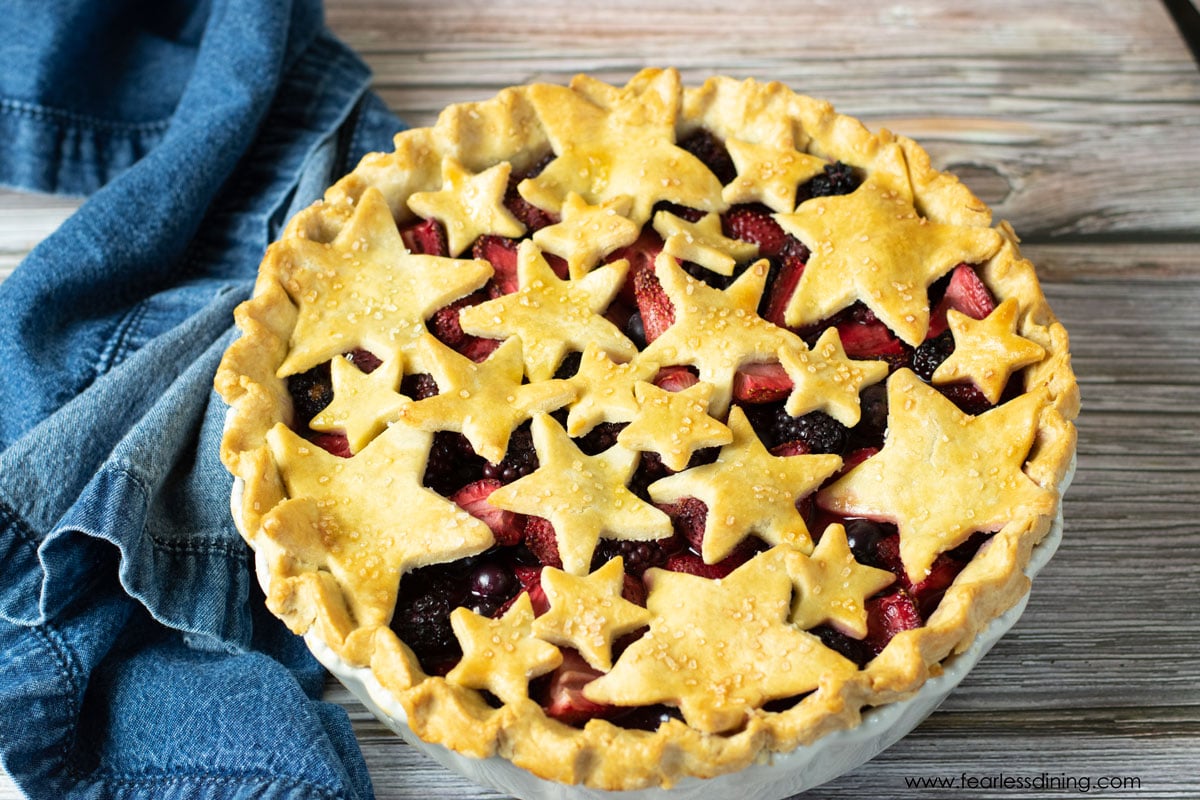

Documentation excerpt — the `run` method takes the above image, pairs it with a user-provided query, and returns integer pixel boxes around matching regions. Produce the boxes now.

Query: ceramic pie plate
[228,435,1073,800]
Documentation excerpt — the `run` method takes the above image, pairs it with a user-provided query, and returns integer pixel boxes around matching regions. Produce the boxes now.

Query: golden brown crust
[215,68,1079,791]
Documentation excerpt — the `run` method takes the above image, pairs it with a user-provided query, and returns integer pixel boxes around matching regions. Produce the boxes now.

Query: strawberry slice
[928,264,995,338]
[632,263,674,343]
[450,479,524,546]
[523,516,563,569]
[864,589,922,656]
[504,187,556,232]
[836,319,910,371]
[610,229,663,306]
[663,551,744,579]
[400,218,449,256]
[307,432,352,458]
[542,649,617,726]
[657,497,708,555]
[458,336,502,363]
[722,204,789,256]
[732,362,792,403]
[653,365,700,392]
[473,235,521,296]
[770,439,812,457]
[761,253,806,327]
[427,292,485,350]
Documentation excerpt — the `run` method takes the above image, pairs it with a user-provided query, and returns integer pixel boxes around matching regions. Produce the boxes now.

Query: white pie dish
[229,455,1072,800]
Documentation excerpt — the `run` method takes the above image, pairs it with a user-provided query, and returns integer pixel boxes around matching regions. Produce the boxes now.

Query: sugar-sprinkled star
[265,422,494,629]
[786,523,896,639]
[818,370,1057,582]
[778,329,890,427]
[584,547,857,733]
[446,593,562,705]
[648,406,841,564]
[532,557,652,671]
[407,157,526,256]
[639,253,806,415]
[652,209,760,277]
[774,176,1002,345]
[721,137,829,213]
[933,298,1047,404]
[487,414,673,575]
[275,186,493,377]
[518,70,726,225]
[563,343,660,437]
[457,240,635,381]
[617,381,732,472]
[531,192,641,279]
[395,334,577,464]
[309,354,407,454]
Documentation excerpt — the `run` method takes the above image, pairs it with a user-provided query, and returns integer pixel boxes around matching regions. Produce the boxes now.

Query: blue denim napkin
[0,1,404,797]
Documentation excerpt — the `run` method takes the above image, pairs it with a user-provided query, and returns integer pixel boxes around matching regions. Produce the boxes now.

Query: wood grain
[1,0,1198,798]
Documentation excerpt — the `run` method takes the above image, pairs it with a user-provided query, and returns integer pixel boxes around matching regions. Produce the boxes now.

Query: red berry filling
[280,130,1026,718]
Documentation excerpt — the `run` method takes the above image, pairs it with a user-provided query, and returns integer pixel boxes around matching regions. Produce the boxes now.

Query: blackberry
[390,566,471,664]
[772,409,848,455]
[553,350,583,379]
[678,128,737,185]
[423,431,484,495]
[483,423,538,483]
[799,161,860,201]
[850,383,889,447]
[627,451,673,501]
[575,421,627,455]
[810,624,869,668]
[400,372,440,400]
[681,258,736,290]
[938,382,993,416]
[912,331,955,382]
[591,536,681,577]
[287,362,333,428]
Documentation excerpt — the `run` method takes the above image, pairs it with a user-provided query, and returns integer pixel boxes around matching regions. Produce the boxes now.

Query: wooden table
[3,1,1198,798]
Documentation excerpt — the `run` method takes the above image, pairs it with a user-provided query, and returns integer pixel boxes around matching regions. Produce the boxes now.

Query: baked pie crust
[216,68,1078,791]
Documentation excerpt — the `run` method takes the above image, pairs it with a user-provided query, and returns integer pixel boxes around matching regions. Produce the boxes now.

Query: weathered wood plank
[323,0,1200,239]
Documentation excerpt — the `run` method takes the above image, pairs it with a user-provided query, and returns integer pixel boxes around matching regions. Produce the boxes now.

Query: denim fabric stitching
[77,772,344,799]
[0,98,172,134]
[0,496,41,555]
[95,299,151,376]
[32,623,86,781]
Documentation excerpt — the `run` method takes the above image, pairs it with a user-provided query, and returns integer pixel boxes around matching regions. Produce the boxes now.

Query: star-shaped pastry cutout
[648,407,842,564]
[933,298,1047,404]
[774,176,1003,345]
[276,186,493,377]
[563,343,660,436]
[778,329,890,427]
[265,421,494,629]
[309,354,407,454]
[407,158,526,256]
[721,137,829,213]
[487,414,673,575]
[652,209,760,277]
[617,381,732,471]
[518,70,726,225]
[639,253,806,415]
[531,557,652,671]
[395,335,577,463]
[457,240,635,381]
[786,524,896,639]
[446,593,562,705]
[818,370,1057,582]
[531,192,641,279]
[584,547,857,733]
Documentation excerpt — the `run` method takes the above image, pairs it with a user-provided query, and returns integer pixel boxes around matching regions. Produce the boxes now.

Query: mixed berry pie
[216,69,1079,791]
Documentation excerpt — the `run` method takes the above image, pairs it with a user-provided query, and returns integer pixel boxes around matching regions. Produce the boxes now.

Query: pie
[215,69,1079,791]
